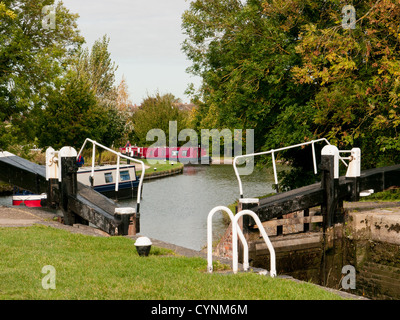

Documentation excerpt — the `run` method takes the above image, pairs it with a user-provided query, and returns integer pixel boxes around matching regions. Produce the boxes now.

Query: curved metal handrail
[232,209,276,277]
[207,206,249,273]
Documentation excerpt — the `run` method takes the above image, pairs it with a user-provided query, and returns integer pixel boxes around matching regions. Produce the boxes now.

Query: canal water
[120,164,280,251]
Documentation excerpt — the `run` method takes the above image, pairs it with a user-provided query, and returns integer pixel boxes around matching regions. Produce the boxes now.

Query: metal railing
[232,210,276,277]
[77,138,145,213]
[233,138,333,198]
[207,206,249,273]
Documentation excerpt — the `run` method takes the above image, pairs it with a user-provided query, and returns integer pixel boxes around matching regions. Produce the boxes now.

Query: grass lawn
[0,225,344,300]
[136,159,184,176]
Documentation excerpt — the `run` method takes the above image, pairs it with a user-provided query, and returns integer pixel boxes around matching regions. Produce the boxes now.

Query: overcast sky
[61,0,202,105]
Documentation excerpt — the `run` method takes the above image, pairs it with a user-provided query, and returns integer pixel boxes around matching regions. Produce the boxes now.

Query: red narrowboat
[120,146,211,164]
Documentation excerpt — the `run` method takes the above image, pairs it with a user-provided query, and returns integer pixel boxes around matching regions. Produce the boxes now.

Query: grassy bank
[136,159,184,178]
[78,149,185,178]
[0,225,343,300]
[360,187,400,202]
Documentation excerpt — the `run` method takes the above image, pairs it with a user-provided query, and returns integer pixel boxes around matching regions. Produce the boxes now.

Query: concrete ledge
[348,208,400,245]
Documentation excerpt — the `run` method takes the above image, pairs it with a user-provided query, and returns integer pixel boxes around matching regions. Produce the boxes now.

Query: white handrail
[207,206,249,273]
[77,138,145,213]
[232,210,276,277]
[233,138,332,198]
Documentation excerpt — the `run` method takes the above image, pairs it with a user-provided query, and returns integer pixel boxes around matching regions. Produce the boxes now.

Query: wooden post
[47,178,60,209]
[238,198,259,233]
[320,154,339,229]
[347,177,360,202]
[115,208,136,236]
[60,156,80,225]
[136,203,141,234]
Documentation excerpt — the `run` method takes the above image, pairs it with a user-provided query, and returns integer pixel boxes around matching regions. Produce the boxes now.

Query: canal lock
[218,209,400,300]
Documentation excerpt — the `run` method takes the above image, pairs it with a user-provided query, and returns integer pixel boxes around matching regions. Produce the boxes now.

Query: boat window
[172,150,179,156]
[120,171,131,181]
[181,150,188,157]
[104,173,113,183]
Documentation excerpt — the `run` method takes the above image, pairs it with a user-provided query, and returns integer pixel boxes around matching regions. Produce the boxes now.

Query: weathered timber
[257,215,323,229]
[255,232,323,254]
[250,183,324,222]
[68,192,119,235]
[358,165,400,192]
[60,156,79,225]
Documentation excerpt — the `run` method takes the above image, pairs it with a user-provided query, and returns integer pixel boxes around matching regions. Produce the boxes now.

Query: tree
[182,0,308,153]
[116,76,134,142]
[37,35,126,151]
[72,35,125,148]
[37,71,108,150]
[75,35,118,106]
[183,0,400,189]
[0,0,84,150]
[131,93,192,146]
[288,0,400,168]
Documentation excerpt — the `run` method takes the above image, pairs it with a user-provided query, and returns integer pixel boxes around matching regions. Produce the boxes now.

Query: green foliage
[291,0,400,168]
[75,35,118,105]
[37,72,108,150]
[131,93,193,146]
[0,0,83,151]
[360,187,400,202]
[36,35,126,150]
[183,0,400,189]
[182,0,295,147]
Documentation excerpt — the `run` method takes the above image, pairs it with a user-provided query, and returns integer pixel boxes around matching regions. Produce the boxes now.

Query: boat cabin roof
[78,164,136,173]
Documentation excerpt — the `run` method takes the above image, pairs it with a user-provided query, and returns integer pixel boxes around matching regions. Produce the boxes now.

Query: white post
[271,151,278,187]
[116,154,120,192]
[45,147,59,181]
[91,144,96,184]
[312,141,318,174]
[321,145,340,179]
[346,148,361,178]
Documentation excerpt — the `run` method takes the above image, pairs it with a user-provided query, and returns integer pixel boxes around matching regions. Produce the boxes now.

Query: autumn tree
[182,0,317,187]
[183,0,400,188]
[116,76,134,142]
[287,0,400,168]
[75,35,118,107]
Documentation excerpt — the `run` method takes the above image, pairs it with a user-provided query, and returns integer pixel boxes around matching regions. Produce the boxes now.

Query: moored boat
[12,139,145,208]
[13,163,141,208]
[12,189,47,207]
[77,164,141,200]
[120,145,211,164]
